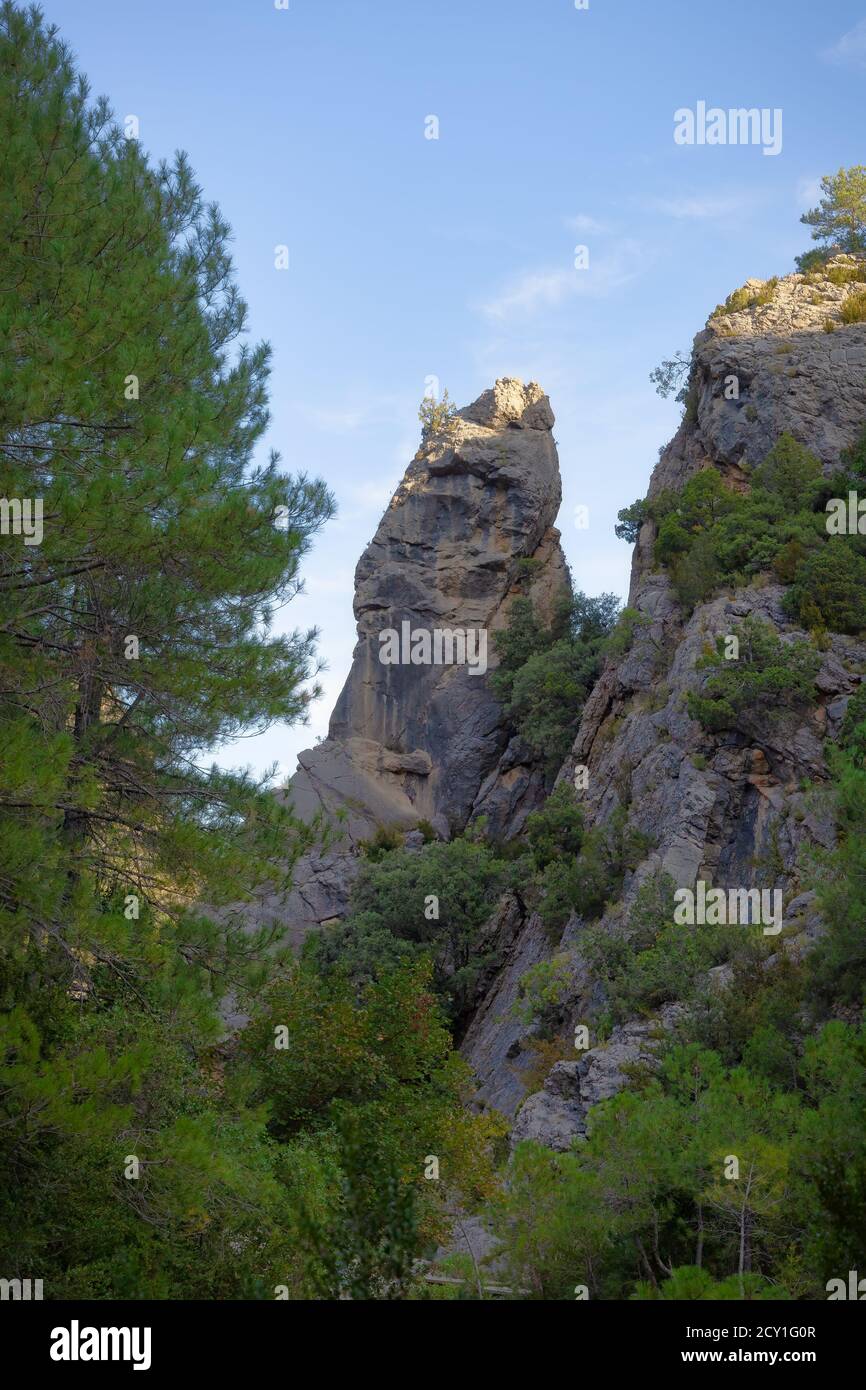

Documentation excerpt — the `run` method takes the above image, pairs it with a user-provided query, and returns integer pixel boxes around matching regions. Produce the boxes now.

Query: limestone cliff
[463,257,866,1136]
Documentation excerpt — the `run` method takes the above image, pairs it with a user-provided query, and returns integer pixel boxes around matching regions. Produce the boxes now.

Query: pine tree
[0,2,334,1292]
[0,1,333,1006]
[800,166,866,257]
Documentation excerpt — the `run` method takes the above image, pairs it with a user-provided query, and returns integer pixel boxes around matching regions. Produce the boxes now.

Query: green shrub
[826,262,866,286]
[525,782,585,869]
[690,942,805,1083]
[418,388,458,436]
[632,1267,790,1301]
[306,837,510,1026]
[840,289,866,324]
[795,246,837,273]
[535,807,654,933]
[604,606,649,657]
[359,824,405,861]
[751,433,824,512]
[505,639,602,773]
[615,921,741,1015]
[687,617,820,734]
[514,953,577,1035]
[492,587,619,775]
[713,277,778,318]
[784,541,866,634]
[670,532,721,610]
[577,873,741,1021]
[837,420,866,483]
[807,692,866,1010]
[641,435,832,614]
[840,685,866,760]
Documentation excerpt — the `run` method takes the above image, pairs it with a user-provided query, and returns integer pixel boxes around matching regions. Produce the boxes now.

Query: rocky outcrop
[464,259,866,1129]
[245,263,863,1149]
[460,905,550,1117]
[564,257,866,879]
[510,1009,683,1152]
[280,378,569,944]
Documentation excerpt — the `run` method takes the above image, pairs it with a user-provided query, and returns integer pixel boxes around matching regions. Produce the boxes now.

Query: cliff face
[279,378,569,946]
[463,258,866,1132]
[569,258,866,887]
[269,260,865,1138]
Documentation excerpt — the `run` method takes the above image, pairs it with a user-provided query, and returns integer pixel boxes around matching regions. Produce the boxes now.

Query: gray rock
[504,263,866,1137]
[460,908,550,1117]
[510,1062,586,1151]
[260,379,570,947]
[510,1014,681,1152]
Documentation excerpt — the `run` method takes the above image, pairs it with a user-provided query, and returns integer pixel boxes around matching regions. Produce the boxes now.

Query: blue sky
[46,0,866,780]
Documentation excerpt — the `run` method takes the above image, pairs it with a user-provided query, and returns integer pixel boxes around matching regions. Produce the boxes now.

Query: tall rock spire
[280,378,569,943]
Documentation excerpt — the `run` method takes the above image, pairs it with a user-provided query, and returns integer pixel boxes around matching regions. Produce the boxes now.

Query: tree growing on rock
[797,165,866,268]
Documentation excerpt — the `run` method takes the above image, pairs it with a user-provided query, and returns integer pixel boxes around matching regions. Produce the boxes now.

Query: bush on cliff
[686,616,820,734]
[640,419,866,634]
[784,541,866,634]
[305,837,510,1027]
[650,439,827,604]
[492,587,619,775]
[531,800,653,934]
[806,699,866,1010]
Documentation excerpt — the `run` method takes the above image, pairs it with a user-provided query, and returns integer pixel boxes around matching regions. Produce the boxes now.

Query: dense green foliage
[615,497,648,544]
[686,616,821,734]
[492,1018,866,1300]
[491,585,619,774]
[305,836,510,1029]
[482,688,866,1300]
[0,7,501,1300]
[494,968,866,1303]
[627,430,866,634]
[806,714,866,1012]
[240,958,506,1297]
[784,542,866,633]
[529,797,653,935]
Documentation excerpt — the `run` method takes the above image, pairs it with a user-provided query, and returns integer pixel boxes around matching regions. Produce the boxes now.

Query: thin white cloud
[480,240,648,322]
[304,405,368,433]
[646,192,751,220]
[567,213,608,234]
[822,19,866,68]
[299,391,409,436]
[482,268,576,319]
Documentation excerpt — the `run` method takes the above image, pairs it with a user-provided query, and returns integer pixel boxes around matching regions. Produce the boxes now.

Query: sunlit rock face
[277,378,569,945]
[467,263,866,1123]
